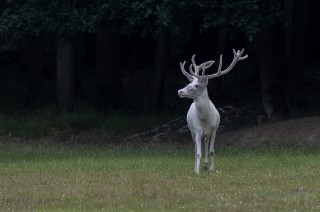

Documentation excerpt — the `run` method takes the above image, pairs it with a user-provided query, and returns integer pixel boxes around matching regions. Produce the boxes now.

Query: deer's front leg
[194,134,202,174]
[209,130,217,172]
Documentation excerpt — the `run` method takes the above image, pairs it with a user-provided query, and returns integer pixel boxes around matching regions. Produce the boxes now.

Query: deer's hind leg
[203,137,209,171]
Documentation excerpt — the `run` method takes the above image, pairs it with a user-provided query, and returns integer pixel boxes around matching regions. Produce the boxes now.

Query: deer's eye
[195,85,199,88]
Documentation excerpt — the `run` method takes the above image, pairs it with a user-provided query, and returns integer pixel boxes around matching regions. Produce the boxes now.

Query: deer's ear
[200,76,208,86]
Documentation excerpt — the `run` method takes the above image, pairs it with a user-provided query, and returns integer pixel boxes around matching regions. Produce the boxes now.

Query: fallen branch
[128,117,187,142]
[127,106,254,142]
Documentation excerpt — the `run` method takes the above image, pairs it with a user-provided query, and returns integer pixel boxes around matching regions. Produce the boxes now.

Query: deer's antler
[180,61,193,82]
[206,49,248,79]
[179,49,248,81]
[190,54,215,76]
[180,54,215,81]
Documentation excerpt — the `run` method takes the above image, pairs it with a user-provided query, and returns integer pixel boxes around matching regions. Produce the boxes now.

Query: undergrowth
[0,108,176,139]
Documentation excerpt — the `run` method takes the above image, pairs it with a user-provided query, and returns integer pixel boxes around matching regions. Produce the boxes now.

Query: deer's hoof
[203,163,208,171]
[210,167,215,173]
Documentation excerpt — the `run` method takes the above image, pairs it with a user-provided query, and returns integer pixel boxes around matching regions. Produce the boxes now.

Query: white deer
[178,49,248,174]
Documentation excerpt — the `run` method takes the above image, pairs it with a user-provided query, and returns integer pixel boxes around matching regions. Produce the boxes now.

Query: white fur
[178,49,247,174]
[178,77,220,173]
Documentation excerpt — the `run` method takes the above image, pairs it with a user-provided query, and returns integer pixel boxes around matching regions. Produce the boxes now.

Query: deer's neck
[194,88,211,120]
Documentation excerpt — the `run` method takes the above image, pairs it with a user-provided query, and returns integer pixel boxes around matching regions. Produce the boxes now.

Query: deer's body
[187,94,220,173]
[178,49,248,174]
[187,100,220,138]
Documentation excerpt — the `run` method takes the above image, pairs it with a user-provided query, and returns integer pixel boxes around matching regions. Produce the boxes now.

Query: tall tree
[56,33,75,111]
[95,31,125,108]
[0,0,45,105]
[287,0,310,109]
[0,0,96,111]
[92,1,128,109]
[254,23,289,118]
[152,30,168,110]
[21,36,44,104]
[125,0,185,110]
[200,0,285,118]
[45,1,95,111]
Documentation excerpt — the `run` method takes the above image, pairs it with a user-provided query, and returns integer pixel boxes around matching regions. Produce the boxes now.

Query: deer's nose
[178,89,184,95]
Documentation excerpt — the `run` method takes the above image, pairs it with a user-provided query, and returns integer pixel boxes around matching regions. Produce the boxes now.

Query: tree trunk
[74,34,87,100]
[21,36,44,104]
[304,0,320,62]
[211,17,228,104]
[95,31,125,109]
[56,35,75,112]
[287,0,310,109]
[254,23,289,119]
[151,30,168,111]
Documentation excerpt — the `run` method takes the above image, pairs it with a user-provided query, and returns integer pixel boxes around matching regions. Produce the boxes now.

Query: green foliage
[0,0,97,49]
[99,0,283,37]
[200,0,283,38]
[93,0,186,36]
[0,0,45,49]
[0,0,284,49]
[44,0,97,34]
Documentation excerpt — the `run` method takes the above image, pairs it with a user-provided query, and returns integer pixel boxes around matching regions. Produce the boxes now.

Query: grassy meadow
[0,139,319,211]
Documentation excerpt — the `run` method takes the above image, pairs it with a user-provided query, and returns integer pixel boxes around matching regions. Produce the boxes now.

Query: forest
[1,1,320,210]
[0,0,319,128]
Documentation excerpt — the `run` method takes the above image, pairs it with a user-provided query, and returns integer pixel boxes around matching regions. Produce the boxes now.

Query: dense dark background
[0,0,319,120]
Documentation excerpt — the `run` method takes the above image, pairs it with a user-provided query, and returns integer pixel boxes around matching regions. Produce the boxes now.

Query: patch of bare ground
[128,114,320,148]
[216,116,320,147]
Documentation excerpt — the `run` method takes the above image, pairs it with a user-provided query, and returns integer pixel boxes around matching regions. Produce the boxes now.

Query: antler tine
[189,64,196,76]
[238,49,248,60]
[190,54,215,76]
[180,61,194,82]
[216,54,223,75]
[201,66,206,77]
[200,61,215,72]
[191,54,200,75]
[199,61,215,78]
[180,54,217,80]
[207,48,248,79]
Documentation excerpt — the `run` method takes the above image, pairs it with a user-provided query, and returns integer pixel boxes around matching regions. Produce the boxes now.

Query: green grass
[0,140,319,211]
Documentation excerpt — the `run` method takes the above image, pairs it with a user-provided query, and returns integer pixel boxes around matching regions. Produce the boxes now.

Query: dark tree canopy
[0,0,283,45]
[0,0,318,117]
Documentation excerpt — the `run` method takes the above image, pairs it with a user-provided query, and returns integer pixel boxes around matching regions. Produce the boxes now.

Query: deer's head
[178,49,248,99]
